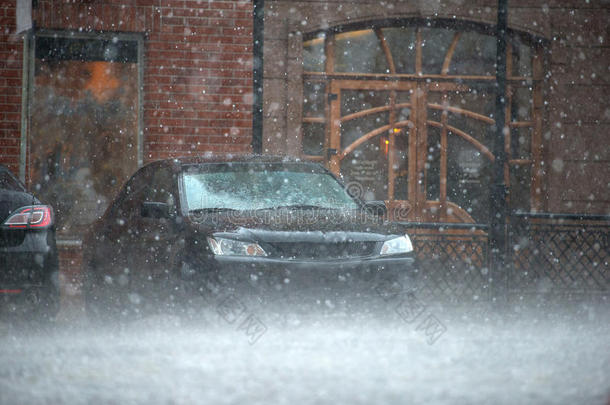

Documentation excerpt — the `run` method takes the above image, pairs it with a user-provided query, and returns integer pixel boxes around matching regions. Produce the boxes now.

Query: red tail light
[3,205,53,229]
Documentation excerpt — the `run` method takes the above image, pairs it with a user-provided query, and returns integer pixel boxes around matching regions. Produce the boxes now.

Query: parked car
[82,155,415,318]
[0,164,59,320]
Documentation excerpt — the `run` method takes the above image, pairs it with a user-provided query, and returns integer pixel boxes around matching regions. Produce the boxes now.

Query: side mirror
[141,202,171,219]
[363,200,387,217]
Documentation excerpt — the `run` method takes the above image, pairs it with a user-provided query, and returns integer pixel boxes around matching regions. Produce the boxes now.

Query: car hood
[0,190,39,224]
[187,209,406,242]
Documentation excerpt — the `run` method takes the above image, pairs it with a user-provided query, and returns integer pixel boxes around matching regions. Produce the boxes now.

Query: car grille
[268,241,378,260]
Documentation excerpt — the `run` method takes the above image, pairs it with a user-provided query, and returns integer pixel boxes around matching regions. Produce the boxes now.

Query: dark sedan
[82,155,415,318]
[0,165,59,320]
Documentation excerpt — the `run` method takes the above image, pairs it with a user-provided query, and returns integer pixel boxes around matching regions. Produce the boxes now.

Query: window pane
[426,91,444,123]
[382,27,416,74]
[511,127,532,160]
[303,81,326,117]
[334,30,389,73]
[302,122,325,156]
[303,35,325,72]
[421,27,455,74]
[31,36,139,236]
[426,126,441,201]
[340,139,388,201]
[512,87,533,121]
[340,112,389,150]
[428,86,495,147]
[393,129,409,201]
[511,37,532,77]
[447,135,491,223]
[340,90,390,149]
[510,164,531,213]
[394,91,413,128]
[448,31,496,76]
[341,89,390,116]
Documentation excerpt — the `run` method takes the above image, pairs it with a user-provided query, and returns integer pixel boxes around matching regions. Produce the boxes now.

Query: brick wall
[546,4,610,214]
[0,0,22,175]
[0,0,254,172]
[139,0,254,160]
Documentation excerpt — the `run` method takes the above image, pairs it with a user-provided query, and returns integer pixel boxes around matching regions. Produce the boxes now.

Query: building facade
[1,0,609,240]
[262,0,609,223]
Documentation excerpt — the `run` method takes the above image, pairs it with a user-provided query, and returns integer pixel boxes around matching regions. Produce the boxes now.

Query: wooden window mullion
[388,90,397,201]
[416,28,422,76]
[375,28,396,75]
[324,35,335,172]
[504,86,512,193]
[531,44,544,211]
[440,92,449,219]
[441,33,462,75]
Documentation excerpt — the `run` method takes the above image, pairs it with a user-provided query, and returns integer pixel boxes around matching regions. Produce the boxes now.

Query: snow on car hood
[186,208,407,241]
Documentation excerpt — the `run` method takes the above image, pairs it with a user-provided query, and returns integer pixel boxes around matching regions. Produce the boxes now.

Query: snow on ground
[0,298,609,405]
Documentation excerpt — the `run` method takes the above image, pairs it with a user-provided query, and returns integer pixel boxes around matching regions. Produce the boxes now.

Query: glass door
[327,80,415,220]
[328,80,498,223]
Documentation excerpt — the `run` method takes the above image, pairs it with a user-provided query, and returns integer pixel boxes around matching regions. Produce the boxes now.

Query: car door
[91,165,153,286]
[126,165,182,291]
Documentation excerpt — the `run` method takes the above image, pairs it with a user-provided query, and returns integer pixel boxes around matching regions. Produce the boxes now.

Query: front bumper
[0,229,59,307]
[190,255,415,299]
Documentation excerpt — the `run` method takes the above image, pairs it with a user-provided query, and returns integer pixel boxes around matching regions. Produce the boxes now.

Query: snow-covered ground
[0,298,608,405]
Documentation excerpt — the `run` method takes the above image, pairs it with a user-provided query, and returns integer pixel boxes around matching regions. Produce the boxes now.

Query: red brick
[0,137,19,147]
[161,16,184,26]
[234,1,252,11]
[135,0,155,6]
[158,0,185,7]
[0,104,19,113]
[211,2,236,10]
[0,146,19,154]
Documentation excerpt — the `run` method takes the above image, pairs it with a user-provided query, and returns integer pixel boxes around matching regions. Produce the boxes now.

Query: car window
[113,165,178,221]
[143,167,177,215]
[182,163,360,211]
[112,167,153,222]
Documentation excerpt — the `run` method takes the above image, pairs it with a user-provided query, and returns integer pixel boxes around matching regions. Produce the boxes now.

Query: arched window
[302,22,544,224]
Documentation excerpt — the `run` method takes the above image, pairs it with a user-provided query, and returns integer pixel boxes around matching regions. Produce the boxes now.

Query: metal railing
[508,213,609,294]
[402,214,609,301]
[401,222,490,302]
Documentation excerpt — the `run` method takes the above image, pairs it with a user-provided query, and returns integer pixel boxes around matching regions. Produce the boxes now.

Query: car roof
[147,154,322,171]
[0,164,22,180]
[0,164,27,192]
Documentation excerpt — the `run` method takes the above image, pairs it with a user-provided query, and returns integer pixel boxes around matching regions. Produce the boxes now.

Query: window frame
[22,29,145,183]
[301,20,547,219]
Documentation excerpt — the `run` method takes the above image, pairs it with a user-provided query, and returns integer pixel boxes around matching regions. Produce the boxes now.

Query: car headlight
[207,237,268,257]
[380,235,414,256]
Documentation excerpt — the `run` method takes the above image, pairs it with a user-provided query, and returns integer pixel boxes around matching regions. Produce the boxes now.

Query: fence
[402,213,609,302]
[508,213,609,296]
[55,214,608,305]
[402,222,490,303]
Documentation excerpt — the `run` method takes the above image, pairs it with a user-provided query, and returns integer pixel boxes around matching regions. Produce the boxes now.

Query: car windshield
[182,163,360,211]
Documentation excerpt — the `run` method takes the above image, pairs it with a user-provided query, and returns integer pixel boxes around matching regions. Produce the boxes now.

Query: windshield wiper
[189,207,239,214]
[256,204,335,211]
